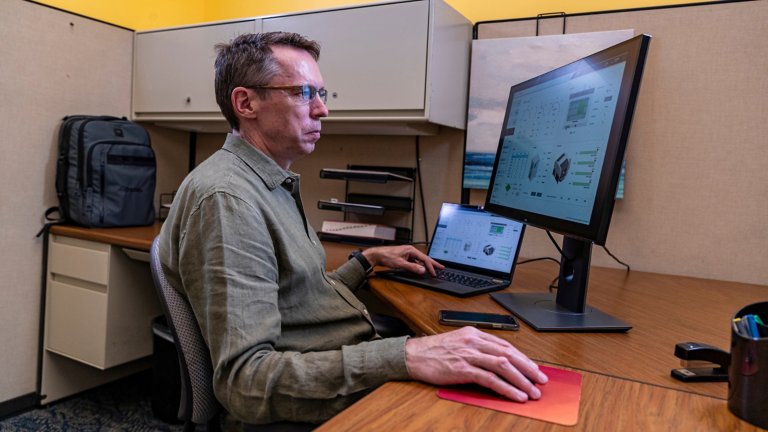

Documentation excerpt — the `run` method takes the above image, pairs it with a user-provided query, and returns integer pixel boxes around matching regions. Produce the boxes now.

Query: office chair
[149,237,221,432]
[150,237,316,432]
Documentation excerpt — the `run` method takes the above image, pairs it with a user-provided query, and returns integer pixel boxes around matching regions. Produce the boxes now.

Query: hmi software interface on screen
[429,207,522,273]
[489,57,627,225]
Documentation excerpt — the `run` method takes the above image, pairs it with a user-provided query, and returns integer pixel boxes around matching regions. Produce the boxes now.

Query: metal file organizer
[317,165,416,244]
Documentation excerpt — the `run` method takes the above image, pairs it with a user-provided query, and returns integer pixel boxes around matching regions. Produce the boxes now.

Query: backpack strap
[35,207,65,238]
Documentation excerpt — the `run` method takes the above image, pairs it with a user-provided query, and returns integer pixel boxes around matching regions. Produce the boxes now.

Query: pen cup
[728,301,768,429]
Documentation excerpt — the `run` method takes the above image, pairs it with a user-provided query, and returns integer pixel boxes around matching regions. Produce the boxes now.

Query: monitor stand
[491,236,631,332]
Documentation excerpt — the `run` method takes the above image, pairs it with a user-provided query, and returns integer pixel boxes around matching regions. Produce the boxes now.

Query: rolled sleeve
[341,336,411,387]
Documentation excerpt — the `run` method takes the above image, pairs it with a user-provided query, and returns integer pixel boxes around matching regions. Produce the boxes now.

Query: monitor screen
[485,34,651,332]
[485,34,651,245]
[428,203,524,275]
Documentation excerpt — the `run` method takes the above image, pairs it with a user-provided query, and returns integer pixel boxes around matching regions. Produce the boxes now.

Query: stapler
[670,341,730,382]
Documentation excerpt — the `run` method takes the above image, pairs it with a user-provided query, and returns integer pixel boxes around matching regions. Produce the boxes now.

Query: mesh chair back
[149,237,220,428]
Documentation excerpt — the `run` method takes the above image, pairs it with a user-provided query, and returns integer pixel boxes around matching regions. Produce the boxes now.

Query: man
[158,32,547,427]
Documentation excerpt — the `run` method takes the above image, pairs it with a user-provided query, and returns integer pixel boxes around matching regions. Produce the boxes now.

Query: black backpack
[48,115,156,227]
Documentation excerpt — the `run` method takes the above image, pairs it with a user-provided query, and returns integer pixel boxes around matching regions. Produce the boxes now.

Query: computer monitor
[484,34,651,332]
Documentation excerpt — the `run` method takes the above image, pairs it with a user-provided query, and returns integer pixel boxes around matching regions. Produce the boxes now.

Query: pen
[735,317,751,338]
[732,319,741,334]
[745,315,760,339]
[752,315,768,337]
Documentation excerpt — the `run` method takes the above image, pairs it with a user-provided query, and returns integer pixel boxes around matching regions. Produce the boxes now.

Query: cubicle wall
[468,0,767,285]
[0,0,135,408]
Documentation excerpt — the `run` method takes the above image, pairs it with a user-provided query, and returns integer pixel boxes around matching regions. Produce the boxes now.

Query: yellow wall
[31,0,207,29]
[445,0,715,23]
[33,0,713,30]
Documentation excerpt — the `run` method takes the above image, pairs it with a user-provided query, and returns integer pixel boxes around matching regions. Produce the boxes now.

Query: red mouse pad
[437,365,582,426]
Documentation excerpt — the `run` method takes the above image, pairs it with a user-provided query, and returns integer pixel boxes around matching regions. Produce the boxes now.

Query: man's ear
[231,87,259,120]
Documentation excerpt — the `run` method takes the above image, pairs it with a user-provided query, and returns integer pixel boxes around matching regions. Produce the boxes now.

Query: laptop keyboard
[435,269,494,288]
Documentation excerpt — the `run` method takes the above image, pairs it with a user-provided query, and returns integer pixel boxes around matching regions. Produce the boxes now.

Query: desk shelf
[318,165,415,244]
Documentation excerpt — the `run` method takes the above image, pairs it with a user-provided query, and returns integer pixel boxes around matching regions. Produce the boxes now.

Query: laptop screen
[428,203,525,274]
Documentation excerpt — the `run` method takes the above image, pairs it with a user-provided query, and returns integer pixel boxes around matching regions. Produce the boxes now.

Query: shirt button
[363,309,369,316]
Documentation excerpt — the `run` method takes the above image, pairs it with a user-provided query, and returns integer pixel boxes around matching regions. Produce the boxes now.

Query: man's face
[250,45,329,168]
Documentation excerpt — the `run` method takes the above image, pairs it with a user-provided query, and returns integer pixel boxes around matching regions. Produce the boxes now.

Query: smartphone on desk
[438,310,519,331]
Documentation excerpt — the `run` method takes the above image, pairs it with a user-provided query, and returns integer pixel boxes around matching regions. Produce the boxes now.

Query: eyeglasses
[248,84,328,104]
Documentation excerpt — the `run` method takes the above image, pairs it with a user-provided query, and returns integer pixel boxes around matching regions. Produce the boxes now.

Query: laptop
[376,203,525,297]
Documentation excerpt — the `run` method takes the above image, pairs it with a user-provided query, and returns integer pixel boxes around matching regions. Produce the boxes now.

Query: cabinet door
[263,1,429,111]
[133,20,256,114]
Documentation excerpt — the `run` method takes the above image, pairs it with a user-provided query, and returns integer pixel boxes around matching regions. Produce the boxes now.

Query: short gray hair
[214,32,321,130]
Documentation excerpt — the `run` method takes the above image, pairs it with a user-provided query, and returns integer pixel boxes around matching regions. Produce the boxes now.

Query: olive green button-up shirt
[158,134,410,425]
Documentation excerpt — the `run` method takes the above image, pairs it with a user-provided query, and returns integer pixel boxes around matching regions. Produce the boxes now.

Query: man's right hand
[404,326,548,401]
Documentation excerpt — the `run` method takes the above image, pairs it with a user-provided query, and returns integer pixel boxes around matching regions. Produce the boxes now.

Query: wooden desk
[49,222,162,252]
[369,262,767,400]
[318,373,761,431]
[317,263,767,431]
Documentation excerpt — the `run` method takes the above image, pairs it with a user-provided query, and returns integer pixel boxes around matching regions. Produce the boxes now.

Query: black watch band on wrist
[349,249,373,274]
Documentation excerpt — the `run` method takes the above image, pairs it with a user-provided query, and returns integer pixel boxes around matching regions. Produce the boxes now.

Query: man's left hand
[362,245,443,276]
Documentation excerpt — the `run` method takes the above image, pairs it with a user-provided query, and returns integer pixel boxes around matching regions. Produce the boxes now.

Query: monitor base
[491,292,631,332]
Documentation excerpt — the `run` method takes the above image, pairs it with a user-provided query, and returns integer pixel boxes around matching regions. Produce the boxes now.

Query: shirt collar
[222,133,300,192]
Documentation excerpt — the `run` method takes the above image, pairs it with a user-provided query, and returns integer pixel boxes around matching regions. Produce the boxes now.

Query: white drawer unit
[41,234,161,403]
[45,235,160,369]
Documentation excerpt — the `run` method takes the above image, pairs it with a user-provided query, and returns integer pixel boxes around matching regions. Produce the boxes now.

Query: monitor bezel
[484,34,651,245]
[426,203,526,280]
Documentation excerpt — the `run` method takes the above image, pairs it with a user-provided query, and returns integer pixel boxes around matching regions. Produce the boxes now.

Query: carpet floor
[0,372,185,431]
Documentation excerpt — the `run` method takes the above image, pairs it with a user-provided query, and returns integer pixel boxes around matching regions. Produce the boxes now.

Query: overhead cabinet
[262,1,428,113]
[132,20,258,117]
[132,0,471,134]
